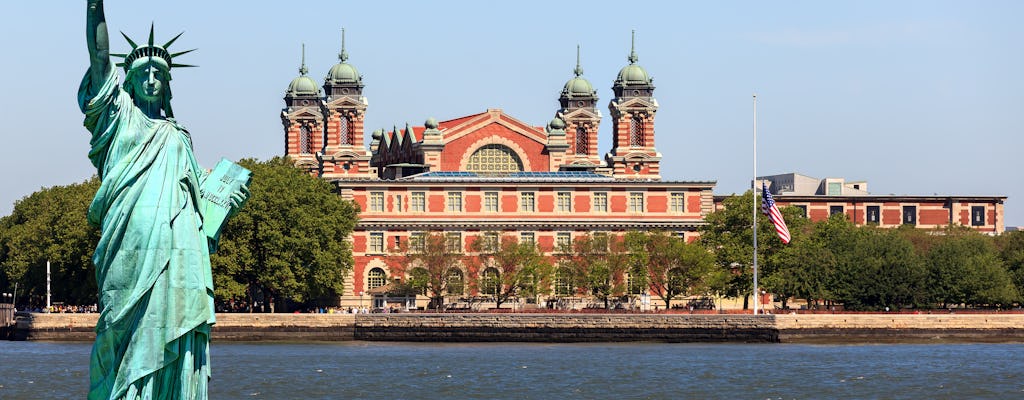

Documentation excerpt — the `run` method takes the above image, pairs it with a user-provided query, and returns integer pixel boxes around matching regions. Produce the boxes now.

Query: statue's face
[128,58,170,102]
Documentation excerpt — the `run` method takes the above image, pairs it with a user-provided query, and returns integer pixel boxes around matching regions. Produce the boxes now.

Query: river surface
[1,341,1022,399]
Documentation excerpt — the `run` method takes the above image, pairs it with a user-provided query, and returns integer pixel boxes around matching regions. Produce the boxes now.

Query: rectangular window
[593,232,609,253]
[629,192,644,212]
[482,232,499,252]
[395,195,403,212]
[484,191,499,212]
[593,192,608,212]
[369,232,384,254]
[903,206,917,225]
[369,192,384,212]
[447,192,462,212]
[794,205,808,218]
[520,192,535,212]
[866,205,880,224]
[557,192,572,212]
[670,193,685,213]
[971,206,986,226]
[410,232,426,252]
[829,205,844,216]
[411,192,425,212]
[827,182,842,196]
[394,236,402,251]
[446,232,462,253]
[520,232,535,246]
[556,232,572,252]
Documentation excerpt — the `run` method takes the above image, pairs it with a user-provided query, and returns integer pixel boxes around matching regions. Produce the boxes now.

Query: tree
[470,232,550,309]
[764,214,850,309]
[396,232,463,310]
[995,230,1024,301]
[211,157,358,312]
[626,231,715,309]
[558,233,629,309]
[927,229,1018,308]
[0,177,101,307]
[700,191,808,309]
[832,228,927,310]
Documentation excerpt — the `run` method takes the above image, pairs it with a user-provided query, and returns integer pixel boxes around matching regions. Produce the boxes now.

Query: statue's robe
[80,67,214,400]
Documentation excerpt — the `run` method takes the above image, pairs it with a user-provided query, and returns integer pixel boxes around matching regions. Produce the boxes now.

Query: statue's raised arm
[86,0,111,84]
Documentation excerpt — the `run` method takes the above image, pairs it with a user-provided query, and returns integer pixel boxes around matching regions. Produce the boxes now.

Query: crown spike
[164,31,185,48]
[299,43,308,75]
[110,53,128,58]
[170,49,197,58]
[170,63,197,68]
[628,30,638,64]
[121,31,138,49]
[148,23,155,47]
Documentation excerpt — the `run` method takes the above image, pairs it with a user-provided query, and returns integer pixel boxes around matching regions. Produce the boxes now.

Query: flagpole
[752,94,759,316]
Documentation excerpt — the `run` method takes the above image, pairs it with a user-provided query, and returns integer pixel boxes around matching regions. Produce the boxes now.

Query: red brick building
[282,35,715,308]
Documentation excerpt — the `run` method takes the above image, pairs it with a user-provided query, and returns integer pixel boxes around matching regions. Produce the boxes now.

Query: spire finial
[339,28,349,62]
[628,30,638,64]
[300,43,308,76]
[573,44,583,77]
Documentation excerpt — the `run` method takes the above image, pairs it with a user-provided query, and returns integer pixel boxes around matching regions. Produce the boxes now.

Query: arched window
[339,116,350,145]
[446,268,464,295]
[481,267,500,296]
[367,267,387,290]
[409,267,429,296]
[626,273,645,295]
[466,144,523,173]
[299,124,313,154]
[629,116,644,147]
[575,126,588,155]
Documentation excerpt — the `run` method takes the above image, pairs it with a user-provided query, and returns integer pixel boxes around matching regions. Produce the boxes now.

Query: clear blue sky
[2,1,1021,227]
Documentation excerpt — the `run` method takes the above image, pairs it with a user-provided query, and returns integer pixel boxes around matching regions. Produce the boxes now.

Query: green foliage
[0,177,100,306]
[470,233,551,308]
[831,228,928,310]
[927,230,1018,307]
[626,231,715,308]
[396,232,463,309]
[211,157,358,310]
[557,233,629,308]
[996,230,1024,298]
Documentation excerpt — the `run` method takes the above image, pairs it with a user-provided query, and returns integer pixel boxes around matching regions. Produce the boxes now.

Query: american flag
[761,183,791,244]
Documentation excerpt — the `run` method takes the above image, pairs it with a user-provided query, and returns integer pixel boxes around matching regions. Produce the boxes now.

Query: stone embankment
[10,312,1024,343]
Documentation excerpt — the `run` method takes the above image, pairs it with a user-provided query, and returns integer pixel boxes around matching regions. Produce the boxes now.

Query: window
[829,205,844,216]
[447,192,462,212]
[367,267,387,290]
[520,192,535,212]
[484,191,499,212]
[446,269,464,295]
[866,205,880,224]
[971,206,986,226]
[554,267,573,296]
[482,232,499,253]
[593,192,608,213]
[446,232,462,253]
[368,232,384,254]
[410,232,425,252]
[411,192,425,212]
[827,182,842,196]
[629,192,644,212]
[556,232,571,252]
[369,192,384,212]
[481,267,500,296]
[394,236,402,251]
[466,144,524,173]
[299,124,312,154]
[557,192,572,212]
[520,232,535,246]
[794,205,808,218]
[593,232,609,253]
[395,194,403,212]
[670,193,685,213]
[902,206,917,225]
[575,126,588,155]
[626,273,644,295]
[630,116,644,147]
[339,116,350,145]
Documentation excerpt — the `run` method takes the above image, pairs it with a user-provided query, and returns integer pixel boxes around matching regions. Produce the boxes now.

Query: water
[1,341,1022,399]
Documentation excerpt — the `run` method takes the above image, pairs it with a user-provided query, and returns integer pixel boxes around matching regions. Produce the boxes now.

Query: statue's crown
[111,24,195,72]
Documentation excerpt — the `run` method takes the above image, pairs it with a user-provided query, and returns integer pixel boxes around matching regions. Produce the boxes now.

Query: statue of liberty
[80,1,248,398]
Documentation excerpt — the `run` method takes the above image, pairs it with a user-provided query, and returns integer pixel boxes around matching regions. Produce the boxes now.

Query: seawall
[11,312,1024,343]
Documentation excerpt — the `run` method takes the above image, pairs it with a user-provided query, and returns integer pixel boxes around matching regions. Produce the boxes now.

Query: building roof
[404,171,614,182]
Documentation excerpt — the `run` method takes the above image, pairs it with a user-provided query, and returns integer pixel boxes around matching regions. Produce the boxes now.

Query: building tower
[282,44,327,174]
[607,31,661,179]
[321,29,373,179]
[557,45,601,170]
